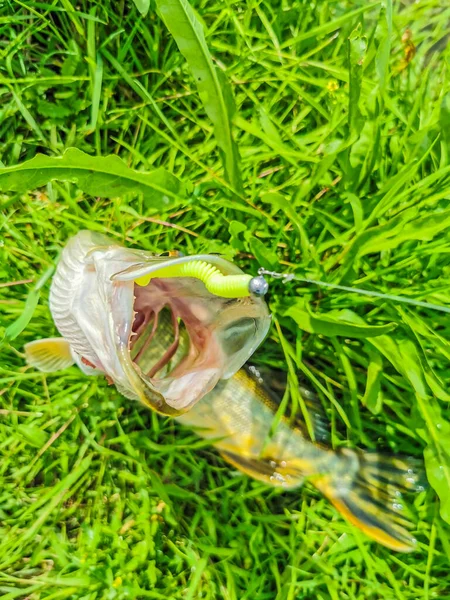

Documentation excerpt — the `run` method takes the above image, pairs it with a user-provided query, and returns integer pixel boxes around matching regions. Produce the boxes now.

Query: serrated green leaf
[131,0,150,16]
[228,220,246,237]
[0,148,186,210]
[247,236,278,271]
[359,209,450,256]
[37,100,73,119]
[285,304,396,338]
[156,0,243,193]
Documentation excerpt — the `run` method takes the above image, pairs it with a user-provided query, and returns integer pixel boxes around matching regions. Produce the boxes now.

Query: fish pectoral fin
[24,338,75,373]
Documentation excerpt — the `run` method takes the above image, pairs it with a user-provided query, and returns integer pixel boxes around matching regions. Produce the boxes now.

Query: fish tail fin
[24,337,74,372]
[312,449,425,552]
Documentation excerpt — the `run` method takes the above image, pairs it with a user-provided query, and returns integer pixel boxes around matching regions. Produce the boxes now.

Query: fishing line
[257,267,450,315]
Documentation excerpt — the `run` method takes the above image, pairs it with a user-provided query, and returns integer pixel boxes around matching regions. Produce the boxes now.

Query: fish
[25,231,425,552]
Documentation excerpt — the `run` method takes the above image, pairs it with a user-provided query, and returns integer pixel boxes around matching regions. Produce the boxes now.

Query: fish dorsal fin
[246,365,330,445]
[24,338,75,373]
[298,385,330,445]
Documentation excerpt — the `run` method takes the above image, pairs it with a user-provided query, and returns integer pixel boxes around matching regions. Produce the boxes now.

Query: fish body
[25,231,424,552]
[179,369,423,551]
[147,309,425,552]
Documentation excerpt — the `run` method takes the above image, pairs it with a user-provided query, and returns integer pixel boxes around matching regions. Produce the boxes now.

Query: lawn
[1,0,450,598]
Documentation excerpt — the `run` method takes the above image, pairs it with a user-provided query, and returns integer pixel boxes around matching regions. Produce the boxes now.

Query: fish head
[50,231,271,415]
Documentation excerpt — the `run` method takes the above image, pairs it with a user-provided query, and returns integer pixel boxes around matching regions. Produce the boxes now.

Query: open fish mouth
[111,255,271,415]
[48,231,270,416]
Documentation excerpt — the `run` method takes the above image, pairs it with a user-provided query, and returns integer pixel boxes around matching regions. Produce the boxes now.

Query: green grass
[1,0,450,597]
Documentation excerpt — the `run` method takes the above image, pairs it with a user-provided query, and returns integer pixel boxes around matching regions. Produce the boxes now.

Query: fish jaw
[49,231,271,416]
[50,233,146,395]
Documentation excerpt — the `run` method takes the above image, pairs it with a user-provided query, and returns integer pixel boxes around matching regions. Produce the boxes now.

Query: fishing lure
[135,259,269,298]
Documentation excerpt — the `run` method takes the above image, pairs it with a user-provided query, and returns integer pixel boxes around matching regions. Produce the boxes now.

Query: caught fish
[25,231,425,552]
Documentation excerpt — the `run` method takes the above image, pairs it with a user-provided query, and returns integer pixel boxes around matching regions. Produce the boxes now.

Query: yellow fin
[25,338,74,373]
[313,450,426,552]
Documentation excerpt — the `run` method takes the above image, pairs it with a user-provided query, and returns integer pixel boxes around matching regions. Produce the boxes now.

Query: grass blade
[156,0,243,193]
[348,25,366,139]
[4,266,54,341]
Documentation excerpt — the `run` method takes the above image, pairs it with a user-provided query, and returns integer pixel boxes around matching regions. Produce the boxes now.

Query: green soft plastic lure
[135,259,269,298]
